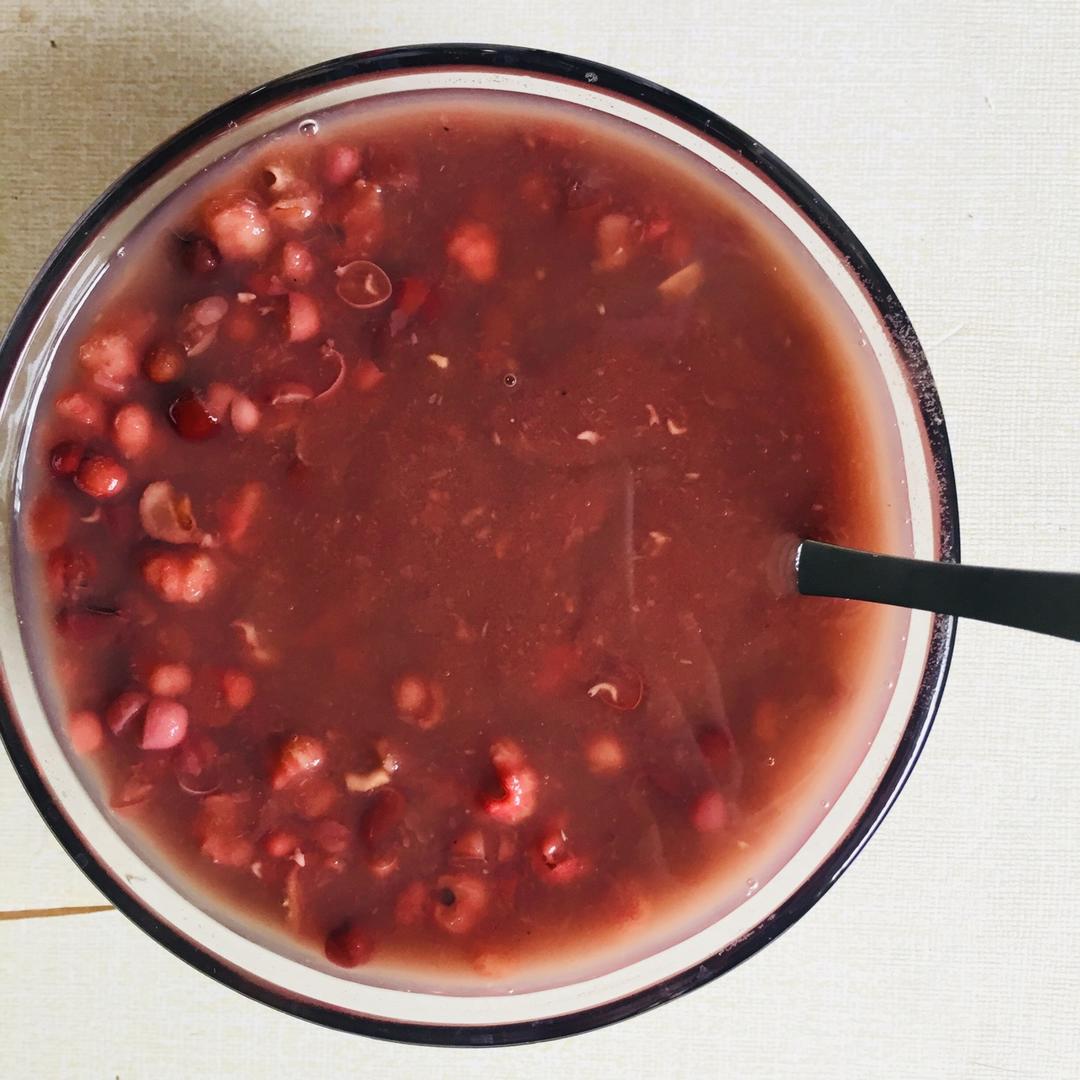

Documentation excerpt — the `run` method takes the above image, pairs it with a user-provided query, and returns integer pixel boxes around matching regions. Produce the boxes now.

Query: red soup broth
[17,91,910,988]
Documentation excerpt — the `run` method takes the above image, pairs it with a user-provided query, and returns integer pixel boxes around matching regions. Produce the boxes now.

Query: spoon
[796,541,1080,642]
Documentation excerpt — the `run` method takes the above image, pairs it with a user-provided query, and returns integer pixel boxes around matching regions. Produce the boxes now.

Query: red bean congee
[18,93,909,985]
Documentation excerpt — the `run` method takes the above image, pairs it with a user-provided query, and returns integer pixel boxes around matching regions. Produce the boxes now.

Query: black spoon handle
[796,540,1080,643]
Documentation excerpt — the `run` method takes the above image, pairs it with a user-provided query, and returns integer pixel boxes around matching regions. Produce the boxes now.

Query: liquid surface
[19,93,908,986]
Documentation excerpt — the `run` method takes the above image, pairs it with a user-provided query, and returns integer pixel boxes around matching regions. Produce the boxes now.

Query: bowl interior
[0,47,956,1044]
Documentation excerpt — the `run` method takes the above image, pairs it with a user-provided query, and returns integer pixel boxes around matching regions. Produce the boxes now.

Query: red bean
[74,454,128,499]
[229,395,260,436]
[55,390,105,432]
[264,830,299,859]
[270,734,325,790]
[608,879,651,927]
[142,551,217,604]
[261,162,301,195]
[431,874,488,935]
[353,359,386,392]
[148,662,192,697]
[594,213,633,270]
[393,675,427,715]
[294,777,340,820]
[221,669,254,710]
[179,295,229,357]
[168,389,222,440]
[533,825,590,885]
[324,920,374,968]
[321,143,361,187]
[696,725,735,775]
[46,546,96,600]
[447,222,498,283]
[143,341,185,383]
[201,834,254,867]
[280,240,315,286]
[68,710,104,755]
[180,236,221,276]
[479,739,539,825]
[361,787,406,876]
[221,305,260,344]
[138,480,203,545]
[195,295,229,325]
[106,690,149,736]
[78,330,138,395]
[313,818,351,855]
[112,403,153,459]
[286,292,320,342]
[49,440,85,476]
[203,196,272,262]
[690,789,729,832]
[245,269,287,297]
[391,673,446,729]
[26,493,71,552]
[141,698,189,750]
[205,382,235,417]
[584,732,626,775]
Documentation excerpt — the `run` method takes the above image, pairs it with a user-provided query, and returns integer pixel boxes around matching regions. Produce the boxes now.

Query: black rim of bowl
[0,43,959,1047]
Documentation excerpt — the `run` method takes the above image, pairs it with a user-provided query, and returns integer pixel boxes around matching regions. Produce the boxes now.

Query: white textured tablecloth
[1,2,1078,1076]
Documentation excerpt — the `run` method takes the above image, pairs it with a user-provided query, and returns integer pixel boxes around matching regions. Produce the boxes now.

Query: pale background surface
[1,1,1078,1077]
